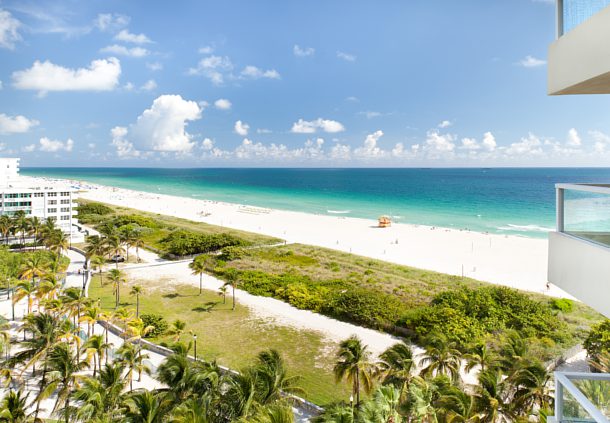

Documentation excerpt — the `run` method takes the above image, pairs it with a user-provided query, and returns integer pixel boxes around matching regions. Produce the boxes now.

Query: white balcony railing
[551,372,610,422]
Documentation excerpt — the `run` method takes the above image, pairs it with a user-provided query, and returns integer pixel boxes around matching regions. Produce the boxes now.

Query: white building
[547,2,610,422]
[0,157,82,241]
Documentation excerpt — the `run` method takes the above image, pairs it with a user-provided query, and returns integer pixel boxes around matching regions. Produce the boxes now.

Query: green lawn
[89,274,350,406]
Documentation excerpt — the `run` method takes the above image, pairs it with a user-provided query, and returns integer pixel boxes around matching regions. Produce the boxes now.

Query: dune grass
[89,274,350,406]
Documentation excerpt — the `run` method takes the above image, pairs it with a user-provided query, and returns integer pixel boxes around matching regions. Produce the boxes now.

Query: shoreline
[22,175,568,298]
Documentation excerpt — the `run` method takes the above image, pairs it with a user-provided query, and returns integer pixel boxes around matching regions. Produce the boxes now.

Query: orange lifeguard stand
[378,215,392,228]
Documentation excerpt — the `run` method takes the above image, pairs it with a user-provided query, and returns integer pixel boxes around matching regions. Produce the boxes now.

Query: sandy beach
[23,175,565,298]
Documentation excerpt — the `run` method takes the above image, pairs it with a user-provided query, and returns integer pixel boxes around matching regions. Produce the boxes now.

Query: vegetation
[76,199,280,258]
[315,331,555,422]
[584,319,610,365]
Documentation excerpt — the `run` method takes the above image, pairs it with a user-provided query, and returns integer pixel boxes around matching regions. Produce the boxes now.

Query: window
[60,207,70,213]
[60,192,70,196]
[60,199,70,204]
[48,192,57,197]
[48,216,56,222]
[47,208,57,213]
[60,215,70,221]
[34,193,44,198]
[48,200,57,205]
[20,193,31,198]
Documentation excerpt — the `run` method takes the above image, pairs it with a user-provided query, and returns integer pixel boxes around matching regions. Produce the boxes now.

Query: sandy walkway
[25,176,566,298]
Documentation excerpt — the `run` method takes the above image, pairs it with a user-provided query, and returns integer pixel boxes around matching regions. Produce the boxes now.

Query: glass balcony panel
[562,387,596,422]
[573,379,610,420]
[563,187,610,248]
[562,0,610,34]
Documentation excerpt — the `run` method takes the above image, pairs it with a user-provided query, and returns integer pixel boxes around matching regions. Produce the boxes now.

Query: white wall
[548,231,610,318]
[0,158,20,186]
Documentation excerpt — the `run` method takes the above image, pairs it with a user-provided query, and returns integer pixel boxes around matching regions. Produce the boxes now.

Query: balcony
[548,183,610,318]
[550,372,610,423]
[549,1,610,94]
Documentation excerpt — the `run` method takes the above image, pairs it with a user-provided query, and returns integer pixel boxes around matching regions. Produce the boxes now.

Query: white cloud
[354,130,385,158]
[198,46,214,54]
[438,120,452,128]
[345,96,359,102]
[504,133,544,156]
[519,55,546,68]
[567,128,582,147]
[141,79,157,91]
[100,44,148,58]
[88,143,96,149]
[424,130,456,156]
[240,65,280,80]
[359,111,382,119]
[257,128,272,134]
[337,51,356,62]
[293,45,315,57]
[291,118,345,134]
[330,144,351,160]
[0,113,39,134]
[39,137,73,152]
[482,132,497,151]
[460,137,479,150]
[234,120,250,136]
[124,82,135,91]
[12,57,121,94]
[22,144,36,153]
[202,138,214,150]
[0,80,2,90]
[146,62,163,71]
[214,98,232,110]
[128,95,201,153]
[188,55,233,85]
[95,13,129,32]
[114,29,151,44]
[0,9,21,49]
[111,126,139,158]
[590,130,610,153]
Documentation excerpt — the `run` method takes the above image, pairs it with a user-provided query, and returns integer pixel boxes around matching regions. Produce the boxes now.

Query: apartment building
[547,2,610,422]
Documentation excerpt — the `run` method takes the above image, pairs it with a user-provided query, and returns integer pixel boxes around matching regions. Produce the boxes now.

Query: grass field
[88,273,351,406]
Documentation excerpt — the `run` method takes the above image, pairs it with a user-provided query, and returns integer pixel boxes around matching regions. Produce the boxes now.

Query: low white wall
[548,232,610,318]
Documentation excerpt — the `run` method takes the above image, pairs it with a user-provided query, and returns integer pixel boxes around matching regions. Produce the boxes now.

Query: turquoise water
[21,167,610,238]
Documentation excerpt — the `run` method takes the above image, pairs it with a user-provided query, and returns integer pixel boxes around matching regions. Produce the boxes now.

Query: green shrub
[161,231,249,256]
[551,298,574,313]
[584,320,610,358]
[323,288,403,327]
[112,214,159,229]
[218,246,247,261]
[77,202,113,216]
[140,313,169,338]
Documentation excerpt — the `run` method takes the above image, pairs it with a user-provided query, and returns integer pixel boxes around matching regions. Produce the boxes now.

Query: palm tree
[29,216,42,250]
[419,333,462,384]
[12,280,36,314]
[45,229,69,256]
[132,231,146,263]
[334,335,377,406]
[13,211,29,249]
[19,254,48,286]
[170,395,215,423]
[108,268,126,308]
[44,342,89,422]
[464,343,498,374]
[224,268,240,311]
[90,254,106,285]
[85,235,107,268]
[218,285,228,304]
[131,285,143,318]
[72,362,127,422]
[123,390,171,423]
[254,349,303,404]
[0,215,12,245]
[510,360,553,417]
[378,340,414,400]
[106,235,126,269]
[117,342,151,391]
[38,273,62,301]
[473,368,516,423]
[84,334,111,377]
[168,319,187,342]
[189,256,207,295]
[80,305,101,337]
[0,389,29,422]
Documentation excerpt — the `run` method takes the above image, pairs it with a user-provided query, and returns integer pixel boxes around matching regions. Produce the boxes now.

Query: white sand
[27,175,565,298]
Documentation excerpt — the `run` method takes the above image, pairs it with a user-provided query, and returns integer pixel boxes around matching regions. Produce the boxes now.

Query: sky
[1,0,610,167]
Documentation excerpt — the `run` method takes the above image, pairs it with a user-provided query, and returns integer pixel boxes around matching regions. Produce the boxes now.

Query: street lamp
[350,394,354,417]
[193,334,197,361]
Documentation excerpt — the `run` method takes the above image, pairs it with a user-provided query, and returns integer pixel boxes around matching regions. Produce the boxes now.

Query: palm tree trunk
[199,274,202,295]
[232,284,236,310]
[356,371,360,406]
[136,295,139,318]
[136,245,140,263]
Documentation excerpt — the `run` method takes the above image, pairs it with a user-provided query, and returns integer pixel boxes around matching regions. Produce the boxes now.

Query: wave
[497,224,554,233]
[327,210,351,214]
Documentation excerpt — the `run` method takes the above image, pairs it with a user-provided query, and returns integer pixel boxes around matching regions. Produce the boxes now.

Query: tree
[333,335,377,406]
[254,349,303,405]
[0,389,29,423]
[473,368,516,423]
[0,215,12,245]
[19,254,48,285]
[117,342,151,391]
[131,285,143,318]
[72,362,127,422]
[84,334,110,377]
[108,268,126,308]
[106,235,126,269]
[224,268,240,311]
[90,254,106,285]
[378,340,414,400]
[13,280,36,314]
[29,217,42,250]
[85,236,107,268]
[189,256,207,295]
[510,361,553,417]
[419,333,462,384]
[45,229,69,256]
[464,343,498,374]
[123,390,171,423]
[218,285,228,304]
[13,211,29,249]
[132,231,146,263]
[168,319,187,342]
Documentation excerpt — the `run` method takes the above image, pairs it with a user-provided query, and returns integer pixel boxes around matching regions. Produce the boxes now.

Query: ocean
[20,167,610,238]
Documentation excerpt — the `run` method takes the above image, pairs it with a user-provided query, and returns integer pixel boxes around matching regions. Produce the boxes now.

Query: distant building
[0,157,82,241]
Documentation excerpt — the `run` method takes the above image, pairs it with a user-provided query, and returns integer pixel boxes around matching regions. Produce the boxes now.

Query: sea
[20,167,610,239]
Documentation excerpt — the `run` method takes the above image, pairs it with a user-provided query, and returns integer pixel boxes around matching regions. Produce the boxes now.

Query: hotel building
[548,1,610,422]
[0,158,82,241]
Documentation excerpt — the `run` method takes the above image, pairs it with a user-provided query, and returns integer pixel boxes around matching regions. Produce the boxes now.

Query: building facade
[547,2,610,422]
[0,157,80,238]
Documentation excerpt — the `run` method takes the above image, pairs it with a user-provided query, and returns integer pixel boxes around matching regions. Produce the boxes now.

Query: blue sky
[1,0,610,167]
